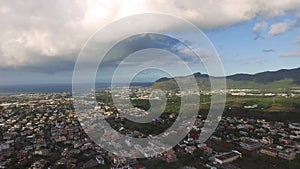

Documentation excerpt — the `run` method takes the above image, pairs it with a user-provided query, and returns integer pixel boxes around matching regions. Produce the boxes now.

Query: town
[0,89,299,169]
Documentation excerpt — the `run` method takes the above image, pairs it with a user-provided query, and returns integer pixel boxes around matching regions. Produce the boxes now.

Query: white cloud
[281,51,300,57]
[1,0,300,70]
[268,19,295,37]
[253,21,268,32]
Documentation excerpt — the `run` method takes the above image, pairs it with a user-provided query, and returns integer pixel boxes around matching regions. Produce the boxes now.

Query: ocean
[0,83,153,95]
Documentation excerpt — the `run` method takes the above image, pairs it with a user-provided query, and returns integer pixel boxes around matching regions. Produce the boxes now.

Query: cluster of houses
[0,91,299,169]
[0,93,109,169]
[228,88,300,97]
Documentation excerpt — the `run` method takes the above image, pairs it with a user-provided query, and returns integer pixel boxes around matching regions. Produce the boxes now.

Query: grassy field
[126,93,300,122]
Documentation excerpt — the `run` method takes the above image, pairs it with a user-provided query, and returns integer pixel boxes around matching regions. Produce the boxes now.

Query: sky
[0,0,300,84]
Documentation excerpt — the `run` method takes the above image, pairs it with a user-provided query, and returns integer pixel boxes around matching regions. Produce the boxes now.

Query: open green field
[129,94,300,122]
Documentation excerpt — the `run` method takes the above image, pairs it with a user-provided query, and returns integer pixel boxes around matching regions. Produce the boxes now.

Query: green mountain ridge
[152,67,300,90]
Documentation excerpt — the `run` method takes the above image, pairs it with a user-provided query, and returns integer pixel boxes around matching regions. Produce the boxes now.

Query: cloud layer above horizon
[0,0,300,75]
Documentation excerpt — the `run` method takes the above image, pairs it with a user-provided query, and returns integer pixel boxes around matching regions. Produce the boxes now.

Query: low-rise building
[240,140,262,151]
[163,149,177,163]
[261,137,273,145]
[199,145,213,154]
[0,143,10,151]
[215,152,241,164]
[96,155,105,165]
[260,147,278,157]
[278,149,297,160]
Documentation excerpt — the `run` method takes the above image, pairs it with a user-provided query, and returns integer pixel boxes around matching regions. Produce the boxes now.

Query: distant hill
[227,68,300,84]
[152,67,300,90]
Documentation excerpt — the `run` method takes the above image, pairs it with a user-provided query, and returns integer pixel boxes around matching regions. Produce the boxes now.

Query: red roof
[191,134,200,139]
[18,157,26,163]
[242,149,250,155]
[221,142,229,147]
[201,146,212,151]
[133,164,145,169]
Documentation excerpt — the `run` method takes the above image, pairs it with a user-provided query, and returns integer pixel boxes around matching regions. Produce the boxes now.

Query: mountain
[152,67,300,90]
[227,68,300,84]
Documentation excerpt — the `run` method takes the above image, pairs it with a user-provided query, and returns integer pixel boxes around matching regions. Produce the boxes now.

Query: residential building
[215,152,241,164]
[260,147,278,157]
[240,140,262,151]
[278,149,297,160]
